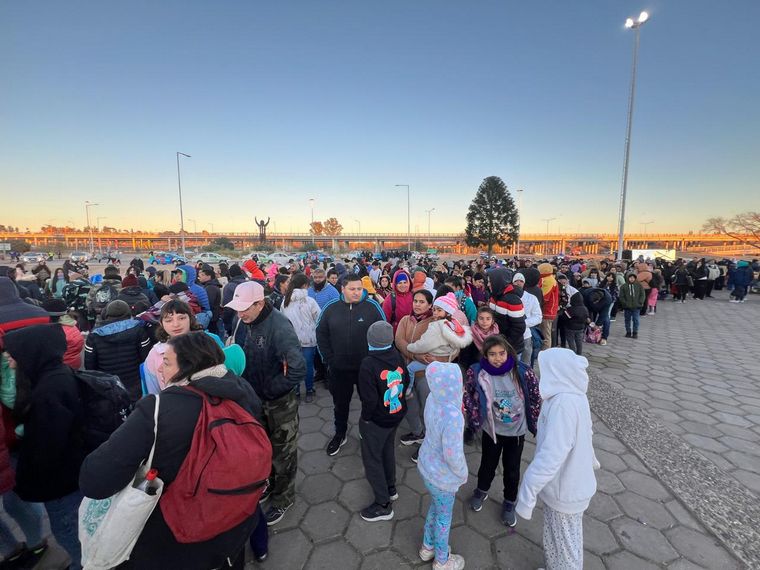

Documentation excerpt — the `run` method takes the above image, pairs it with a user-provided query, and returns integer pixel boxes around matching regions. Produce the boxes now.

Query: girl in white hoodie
[516,347,600,570]
[280,273,321,402]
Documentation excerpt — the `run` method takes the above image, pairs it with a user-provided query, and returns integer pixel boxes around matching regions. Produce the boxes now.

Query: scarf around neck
[471,322,499,351]
[480,355,515,376]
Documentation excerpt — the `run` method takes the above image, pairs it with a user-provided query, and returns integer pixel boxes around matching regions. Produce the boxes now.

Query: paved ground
[248,289,756,569]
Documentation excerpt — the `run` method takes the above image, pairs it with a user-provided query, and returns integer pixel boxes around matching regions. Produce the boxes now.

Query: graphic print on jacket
[381,367,404,414]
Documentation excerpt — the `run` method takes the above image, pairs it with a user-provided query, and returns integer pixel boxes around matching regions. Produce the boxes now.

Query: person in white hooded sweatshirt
[516,347,600,570]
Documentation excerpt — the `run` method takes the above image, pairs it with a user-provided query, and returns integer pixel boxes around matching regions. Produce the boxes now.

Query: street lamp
[516,188,524,259]
[395,184,411,251]
[641,220,654,234]
[425,208,435,245]
[542,217,557,256]
[309,198,315,233]
[84,201,99,254]
[176,151,191,256]
[96,216,107,231]
[354,219,361,234]
[617,11,650,261]
[208,222,214,233]
[188,218,197,233]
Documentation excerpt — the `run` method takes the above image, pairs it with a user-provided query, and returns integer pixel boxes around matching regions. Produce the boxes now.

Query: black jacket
[580,286,612,314]
[358,348,409,427]
[4,325,85,502]
[487,268,526,354]
[240,301,305,401]
[84,319,152,401]
[522,267,545,310]
[202,278,223,321]
[316,292,386,373]
[117,286,151,315]
[561,293,589,331]
[222,275,247,333]
[80,373,261,570]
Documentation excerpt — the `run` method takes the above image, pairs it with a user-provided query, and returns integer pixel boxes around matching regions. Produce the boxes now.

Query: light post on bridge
[176,151,191,256]
[395,184,411,252]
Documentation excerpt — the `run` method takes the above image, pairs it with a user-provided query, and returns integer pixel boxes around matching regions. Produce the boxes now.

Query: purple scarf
[480,355,515,376]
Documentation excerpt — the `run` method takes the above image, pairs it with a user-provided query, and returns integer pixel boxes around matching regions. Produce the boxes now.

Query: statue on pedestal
[254,217,270,243]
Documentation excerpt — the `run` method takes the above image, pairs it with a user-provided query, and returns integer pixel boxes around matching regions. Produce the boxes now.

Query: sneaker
[610,317,616,322]
[420,545,450,562]
[265,503,292,526]
[400,432,425,446]
[254,552,268,563]
[599,339,607,346]
[326,434,347,456]
[433,553,465,570]
[501,500,517,527]
[360,502,394,522]
[625,332,632,338]
[305,390,314,404]
[469,488,488,512]
[632,332,638,339]
[411,449,419,464]
[389,486,399,501]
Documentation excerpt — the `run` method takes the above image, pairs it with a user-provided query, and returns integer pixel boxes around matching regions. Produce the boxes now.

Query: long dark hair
[481,334,521,386]
[156,299,203,342]
[165,332,224,385]
[284,272,309,308]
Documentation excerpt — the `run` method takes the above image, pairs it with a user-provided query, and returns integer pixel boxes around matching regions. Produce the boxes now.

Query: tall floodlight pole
[542,217,557,256]
[85,201,99,254]
[395,184,411,251]
[516,188,524,259]
[309,198,315,233]
[425,208,435,245]
[176,152,191,256]
[617,11,650,261]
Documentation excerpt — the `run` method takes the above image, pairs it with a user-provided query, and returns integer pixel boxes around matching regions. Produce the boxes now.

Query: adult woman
[394,289,436,447]
[142,299,224,395]
[45,268,68,299]
[280,273,321,403]
[80,332,265,570]
[376,274,393,298]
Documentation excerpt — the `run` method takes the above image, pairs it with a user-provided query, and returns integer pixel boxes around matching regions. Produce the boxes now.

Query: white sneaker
[433,553,465,570]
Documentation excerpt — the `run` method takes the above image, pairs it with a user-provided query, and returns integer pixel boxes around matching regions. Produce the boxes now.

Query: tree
[9,239,31,253]
[465,176,519,255]
[310,221,324,236]
[204,237,236,251]
[702,212,760,251]
[322,218,343,236]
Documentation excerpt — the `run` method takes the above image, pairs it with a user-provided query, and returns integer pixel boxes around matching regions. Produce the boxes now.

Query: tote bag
[79,395,164,570]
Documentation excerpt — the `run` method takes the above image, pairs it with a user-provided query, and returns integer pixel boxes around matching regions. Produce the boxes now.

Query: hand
[421,353,435,364]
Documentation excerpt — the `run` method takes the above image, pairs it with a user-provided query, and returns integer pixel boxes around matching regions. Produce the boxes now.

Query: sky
[2,1,759,236]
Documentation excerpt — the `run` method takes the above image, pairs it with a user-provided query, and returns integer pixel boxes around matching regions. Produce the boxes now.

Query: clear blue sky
[2,1,758,235]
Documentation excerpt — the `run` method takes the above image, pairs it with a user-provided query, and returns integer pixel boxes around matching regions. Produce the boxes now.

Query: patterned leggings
[543,506,584,569]
[422,479,455,564]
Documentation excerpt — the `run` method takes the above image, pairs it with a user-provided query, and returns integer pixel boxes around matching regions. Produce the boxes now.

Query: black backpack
[75,370,133,451]
[92,283,119,317]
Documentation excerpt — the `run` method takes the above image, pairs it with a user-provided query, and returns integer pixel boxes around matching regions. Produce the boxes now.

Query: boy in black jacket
[560,292,589,356]
[357,321,409,522]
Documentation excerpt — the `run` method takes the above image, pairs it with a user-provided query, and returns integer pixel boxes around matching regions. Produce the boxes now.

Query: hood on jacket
[523,267,541,289]
[392,269,412,294]
[487,267,514,296]
[569,292,585,307]
[426,361,463,410]
[92,318,144,337]
[439,319,473,349]
[0,277,21,306]
[335,263,347,276]
[176,264,197,283]
[537,347,589,400]
[289,288,309,303]
[4,324,66,380]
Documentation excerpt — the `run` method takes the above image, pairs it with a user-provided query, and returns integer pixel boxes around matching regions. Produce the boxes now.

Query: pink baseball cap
[224,281,265,311]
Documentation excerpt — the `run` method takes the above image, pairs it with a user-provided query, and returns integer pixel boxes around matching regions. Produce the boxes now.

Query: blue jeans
[248,504,268,557]
[595,303,611,339]
[624,309,640,334]
[422,479,455,564]
[301,346,316,393]
[45,490,83,570]
[0,492,45,556]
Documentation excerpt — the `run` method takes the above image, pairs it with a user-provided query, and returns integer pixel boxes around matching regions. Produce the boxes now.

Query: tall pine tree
[465,176,519,255]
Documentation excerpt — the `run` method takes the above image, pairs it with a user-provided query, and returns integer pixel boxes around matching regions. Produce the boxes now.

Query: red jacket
[61,321,84,369]
[541,283,559,319]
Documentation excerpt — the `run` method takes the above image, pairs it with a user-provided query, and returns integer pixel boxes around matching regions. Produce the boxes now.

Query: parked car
[69,251,89,263]
[269,252,295,265]
[153,251,187,265]
[21,252,47,264]
[192,252,231,265]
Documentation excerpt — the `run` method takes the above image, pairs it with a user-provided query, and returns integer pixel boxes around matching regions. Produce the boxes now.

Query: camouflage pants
[261,390,299,508]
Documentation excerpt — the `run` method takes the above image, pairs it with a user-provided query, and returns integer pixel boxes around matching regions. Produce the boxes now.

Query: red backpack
[160,386,272,543]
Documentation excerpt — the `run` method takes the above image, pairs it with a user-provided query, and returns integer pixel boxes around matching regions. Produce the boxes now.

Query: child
[618,273,646,338]
[465,335,540,527]
[516,348,599,570]
[459,306,499,369]
[417,362,468,570]
[559,292,589,356]
[405,293,472,388]
[357,322,410,522]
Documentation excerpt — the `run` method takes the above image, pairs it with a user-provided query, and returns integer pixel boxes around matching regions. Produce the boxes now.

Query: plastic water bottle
[136,469,159,496]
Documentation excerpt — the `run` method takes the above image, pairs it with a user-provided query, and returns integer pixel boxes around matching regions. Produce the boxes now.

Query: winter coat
[0,409,14,494]
[487,268,526,354]
[201,278,223,322]
[79,372,263,570]
[417,363,468,493]
[522,267,545,310]
[117,286,151,316]
[394,313,434,363]
[239,301,305,401]
[519,290,543,340]
[357,347,409,427]
[454,290,477,325]
[580,287,612,315]
[561,293,589,331]
[142,333,225,395]
[60,317,84,369]
[86,277,123,325]
[516,348,599,518]
[175,265,210,311]
[222,275,247,332]
[280,289,321,347]
[316,291,386,373]
[538,263,559,319]
[4,325,85,502]
[84,318,152,402]
[405,318,472,361]
[307,282,340,309]
[381,270,414,333]
[0,277,49,337]
[618,281,646,310]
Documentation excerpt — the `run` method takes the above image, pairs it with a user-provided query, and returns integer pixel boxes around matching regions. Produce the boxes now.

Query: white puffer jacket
[280,288,321,348]
[405,318,473,360]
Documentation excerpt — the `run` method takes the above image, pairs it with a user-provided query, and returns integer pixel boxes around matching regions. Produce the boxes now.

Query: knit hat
[228,264,244,278]
[512,272,526,284]
[42,298,67,317]
[433,292,458,316]
[145,266,157,276]
[122,274,139,288]
[394,271,409,284]
[412,270,427,292]
[367,321,394,350]
[242,259,258,276]
[103,300,131,321]
[537,262,554,277]
[556,273,568,281]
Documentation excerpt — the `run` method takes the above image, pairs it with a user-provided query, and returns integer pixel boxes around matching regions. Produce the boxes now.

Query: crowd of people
[0,250,756,570]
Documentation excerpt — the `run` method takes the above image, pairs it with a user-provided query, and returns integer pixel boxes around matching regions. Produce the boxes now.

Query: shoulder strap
[146,394,160,469]
[390,293,396,323]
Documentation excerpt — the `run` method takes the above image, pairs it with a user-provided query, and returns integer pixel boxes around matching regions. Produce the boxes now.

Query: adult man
[308,268,339,383]
[316,274,385,456]
[226,281,305,525]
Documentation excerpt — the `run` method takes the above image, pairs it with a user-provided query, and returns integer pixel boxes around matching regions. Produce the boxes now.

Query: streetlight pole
[84,201,99,254]
[176,152,191,256]
[542,217,557,256]
[641,220,654,234]
[395,184,411,251]
[425,208,435,246]
[617,11,650,261]
[96,216,107,231]
[354,219,361,234]
[188,218,197,233]
[309,198,315,233]
[208,223,214,233]
[516,188,524,259]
